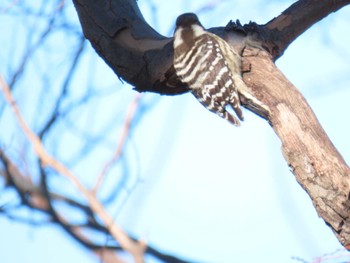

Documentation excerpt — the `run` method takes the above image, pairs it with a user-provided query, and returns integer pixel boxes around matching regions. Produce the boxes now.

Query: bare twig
[38,36,86,139]
[93,93,141,193]
[1,149,190,262]
[8,1,64,89]
[0,75,146,263]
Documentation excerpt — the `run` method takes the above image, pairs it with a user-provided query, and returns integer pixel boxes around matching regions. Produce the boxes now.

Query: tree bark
[265,0,350,59]
[73,0,350,249]
[242,48,350,248]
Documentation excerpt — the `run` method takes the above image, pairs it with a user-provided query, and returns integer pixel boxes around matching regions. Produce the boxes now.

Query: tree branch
[242,47,350,249]
[73,0,184,95]
[264,0,350,59]
[93,94,141,193]
[0,151,190,262]
[72,0,350,249]
[0,75,146,263]
[72,0,350,96]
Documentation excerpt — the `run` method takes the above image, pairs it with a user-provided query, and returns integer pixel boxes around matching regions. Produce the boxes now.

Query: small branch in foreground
[0,75,146,263]
[93,93,141,193]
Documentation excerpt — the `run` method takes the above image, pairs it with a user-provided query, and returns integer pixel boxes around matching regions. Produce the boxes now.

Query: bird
[173,12,262,126]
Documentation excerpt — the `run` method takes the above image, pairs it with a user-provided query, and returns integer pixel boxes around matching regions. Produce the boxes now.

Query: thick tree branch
[264,0,350,59]
[242,48,350,249]
[72,0,350,250]
[73,0,350,96]
[73,0,184,95]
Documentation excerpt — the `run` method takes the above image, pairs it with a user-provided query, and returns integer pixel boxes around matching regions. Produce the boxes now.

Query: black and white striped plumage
[173,13,245,126]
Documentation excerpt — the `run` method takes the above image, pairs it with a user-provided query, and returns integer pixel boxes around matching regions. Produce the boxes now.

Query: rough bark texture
[265,0,350,59]
[73,0,350,249]
[73,0,184,95]
[242,48,350,248]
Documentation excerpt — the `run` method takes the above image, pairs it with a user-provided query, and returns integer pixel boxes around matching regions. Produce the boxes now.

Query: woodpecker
[173,13,263,126]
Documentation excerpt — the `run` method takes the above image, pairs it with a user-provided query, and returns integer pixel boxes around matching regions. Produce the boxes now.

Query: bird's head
[174,13,205,48]
[175,13,203,29]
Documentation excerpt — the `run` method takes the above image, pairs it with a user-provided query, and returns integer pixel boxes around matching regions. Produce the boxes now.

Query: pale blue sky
[1,1,350,263]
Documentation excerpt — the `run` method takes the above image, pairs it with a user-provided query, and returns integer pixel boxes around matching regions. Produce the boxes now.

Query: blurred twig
[8,1,64,90]
[0,75,146,263]
[93,93,141,194]
[38,36,86,139]
[1,146,190,262]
